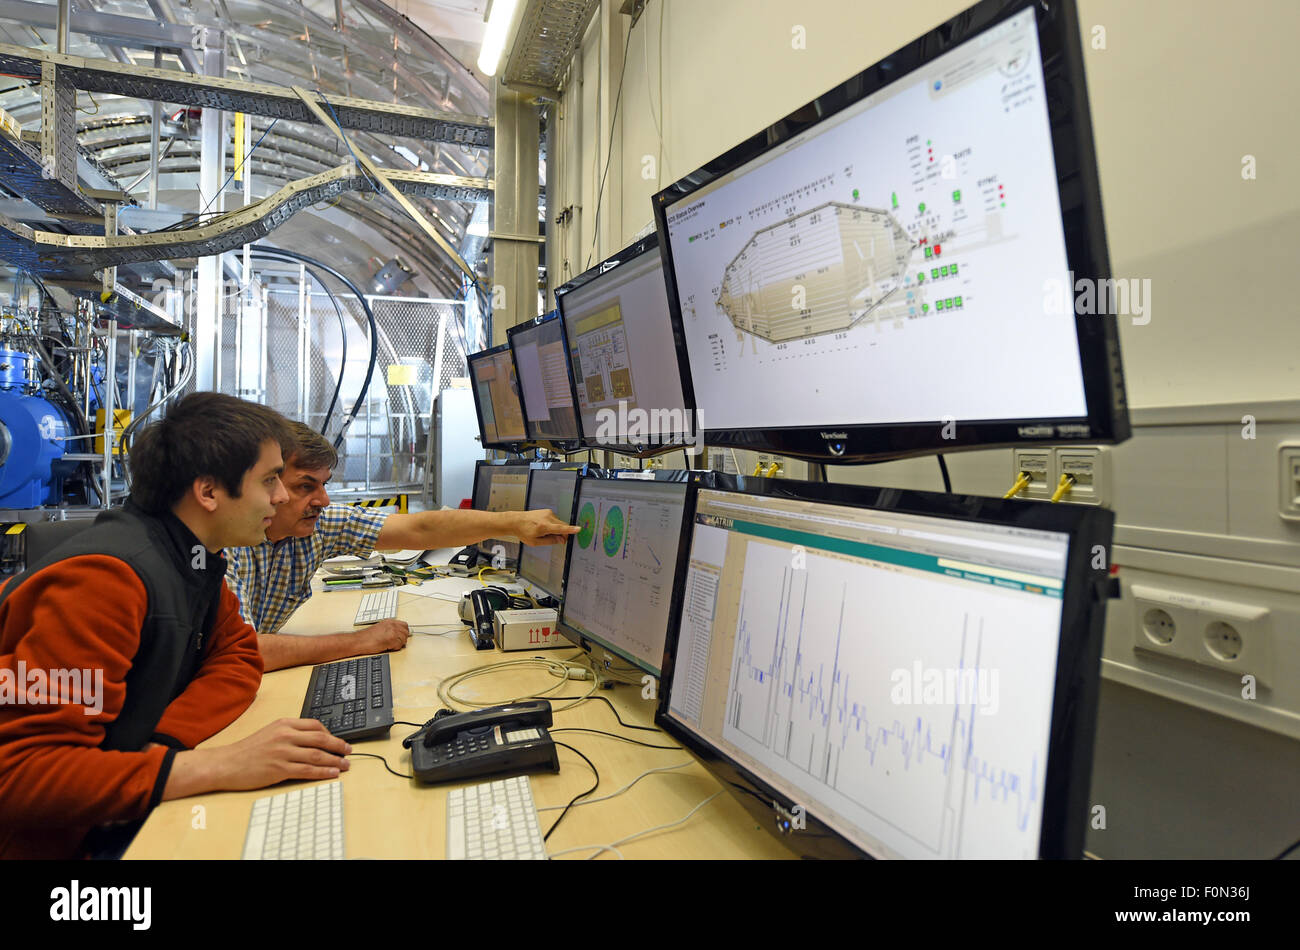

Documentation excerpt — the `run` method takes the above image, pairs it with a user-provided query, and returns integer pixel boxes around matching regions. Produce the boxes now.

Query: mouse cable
[536,761,693,813]
[546,790,724,860]
[545,741,600,841]
[550,727,682,751]
[348,751,413,780]
[546,693,662,732]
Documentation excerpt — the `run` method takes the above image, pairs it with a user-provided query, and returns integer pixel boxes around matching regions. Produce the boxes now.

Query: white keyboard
[354,588,400,625]
[446,775,548,860]
[242,781,344,860]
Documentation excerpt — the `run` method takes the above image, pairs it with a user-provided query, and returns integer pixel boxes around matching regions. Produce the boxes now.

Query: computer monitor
[517,466,582,599]
[471,459,532,566]
[652,0,1128,462]
[556,475,694,676]
[554,233,693,457]
[468,344,528,450]
[656,474,1113,859]
[507,312,582,447]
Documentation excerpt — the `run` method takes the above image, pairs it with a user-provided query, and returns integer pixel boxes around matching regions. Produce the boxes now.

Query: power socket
[1130,583,1273,685]
[1011,449,1053,500]
[1279,443,1300,521]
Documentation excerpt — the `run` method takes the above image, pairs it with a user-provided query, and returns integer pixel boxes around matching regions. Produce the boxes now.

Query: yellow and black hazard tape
[346,495,409,514]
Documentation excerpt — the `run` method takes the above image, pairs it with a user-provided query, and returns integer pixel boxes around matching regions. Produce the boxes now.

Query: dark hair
[128,393,294,514]
[284,421,338,472]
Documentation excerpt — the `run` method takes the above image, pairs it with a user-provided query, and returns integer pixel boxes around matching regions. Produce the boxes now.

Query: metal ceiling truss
[0,45,494,146]
[1,163,490,272]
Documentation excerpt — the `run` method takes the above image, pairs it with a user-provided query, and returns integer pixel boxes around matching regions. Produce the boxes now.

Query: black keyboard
[300,654,394,741]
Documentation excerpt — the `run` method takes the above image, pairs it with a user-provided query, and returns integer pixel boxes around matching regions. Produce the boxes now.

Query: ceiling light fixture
[477,0,524,78]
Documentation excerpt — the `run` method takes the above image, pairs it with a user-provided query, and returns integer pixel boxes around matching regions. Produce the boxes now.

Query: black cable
[348,751,412,779]
[545,741,600,841]
[1275,837,1300,860]
[250,245,377,448]
[248,252,347,436]
[548,693,661,732]
[936,454,952,493]
[550,727,682,751]
[585,24,636,270]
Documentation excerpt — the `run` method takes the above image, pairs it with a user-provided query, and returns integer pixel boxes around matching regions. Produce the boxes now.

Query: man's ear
[191,475,220,513]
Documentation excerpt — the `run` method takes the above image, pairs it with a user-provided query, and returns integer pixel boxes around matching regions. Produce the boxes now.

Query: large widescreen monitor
[656,474,1113,859]
[652,0,1128,462]
[508,312,582,447]
[557,474,694,676]
[554,233,693,457]
[468,344,528,450]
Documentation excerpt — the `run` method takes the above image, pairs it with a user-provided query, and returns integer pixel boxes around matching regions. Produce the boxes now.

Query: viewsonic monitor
[508,312,582,448]
[652,0,1128,462]
[468,344,528,450]
[554,233,693,457]
[556,474,695,676]
[655,473,1113,859]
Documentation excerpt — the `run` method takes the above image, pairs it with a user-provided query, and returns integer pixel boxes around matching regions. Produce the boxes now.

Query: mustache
[303,506,325,518]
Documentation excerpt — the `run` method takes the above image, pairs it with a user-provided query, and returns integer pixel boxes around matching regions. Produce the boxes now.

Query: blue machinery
[0,342,75,509]
[0,300,190,573]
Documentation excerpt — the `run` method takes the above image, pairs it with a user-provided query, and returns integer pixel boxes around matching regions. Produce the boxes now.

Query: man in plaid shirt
[226,422,577,670]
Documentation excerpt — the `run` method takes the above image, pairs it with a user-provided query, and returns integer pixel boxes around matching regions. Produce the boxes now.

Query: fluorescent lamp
[467,220,490,237]
[477,0,523,77]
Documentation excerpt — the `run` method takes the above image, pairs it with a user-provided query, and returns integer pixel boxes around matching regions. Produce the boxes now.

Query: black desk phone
[404,699,559,783]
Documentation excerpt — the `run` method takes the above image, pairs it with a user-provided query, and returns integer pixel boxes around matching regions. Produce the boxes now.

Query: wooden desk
[126,567,795,860]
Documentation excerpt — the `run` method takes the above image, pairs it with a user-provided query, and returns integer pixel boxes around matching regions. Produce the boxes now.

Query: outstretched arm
[375,508,579,551]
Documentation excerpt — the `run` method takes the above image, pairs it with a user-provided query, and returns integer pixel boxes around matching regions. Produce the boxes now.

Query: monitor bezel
[507,311,584,452]
[467,342,531,452]
[650,0,1128,464]
[555,471,700,677]
[654,471,1113,860]
[517,466,584,599]
[554,232,699,459]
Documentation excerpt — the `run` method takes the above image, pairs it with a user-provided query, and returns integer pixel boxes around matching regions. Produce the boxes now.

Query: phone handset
[415,699,554,748]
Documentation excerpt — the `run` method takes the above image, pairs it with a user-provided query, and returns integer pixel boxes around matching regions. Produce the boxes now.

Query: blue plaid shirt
[224,504,389,634]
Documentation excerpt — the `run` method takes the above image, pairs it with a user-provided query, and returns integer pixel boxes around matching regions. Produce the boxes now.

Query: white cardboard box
[493,608,565,651]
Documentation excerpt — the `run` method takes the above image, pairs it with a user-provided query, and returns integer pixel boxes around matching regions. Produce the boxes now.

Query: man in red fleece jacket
[0,393,351,859]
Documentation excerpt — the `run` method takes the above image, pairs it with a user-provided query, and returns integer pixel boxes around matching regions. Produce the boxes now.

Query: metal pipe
[148,48,161,210]
[56,0,69,53]
[102,320,117,509]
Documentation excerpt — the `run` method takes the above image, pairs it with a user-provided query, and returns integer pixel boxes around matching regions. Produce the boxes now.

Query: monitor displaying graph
[558,477,690,675]
[663,485,1075,859]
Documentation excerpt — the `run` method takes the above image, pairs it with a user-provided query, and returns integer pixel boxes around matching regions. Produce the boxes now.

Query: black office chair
[22,518,96,573]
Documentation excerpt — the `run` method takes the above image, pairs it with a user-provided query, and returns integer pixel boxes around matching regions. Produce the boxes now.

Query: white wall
[549,0,1300,407]
[541,0,1300,858]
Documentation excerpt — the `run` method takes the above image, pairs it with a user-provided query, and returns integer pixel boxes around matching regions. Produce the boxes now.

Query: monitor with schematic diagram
[651,0,1128,463]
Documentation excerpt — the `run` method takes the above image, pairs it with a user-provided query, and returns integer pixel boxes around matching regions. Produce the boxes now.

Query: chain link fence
[210,276,467,503]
